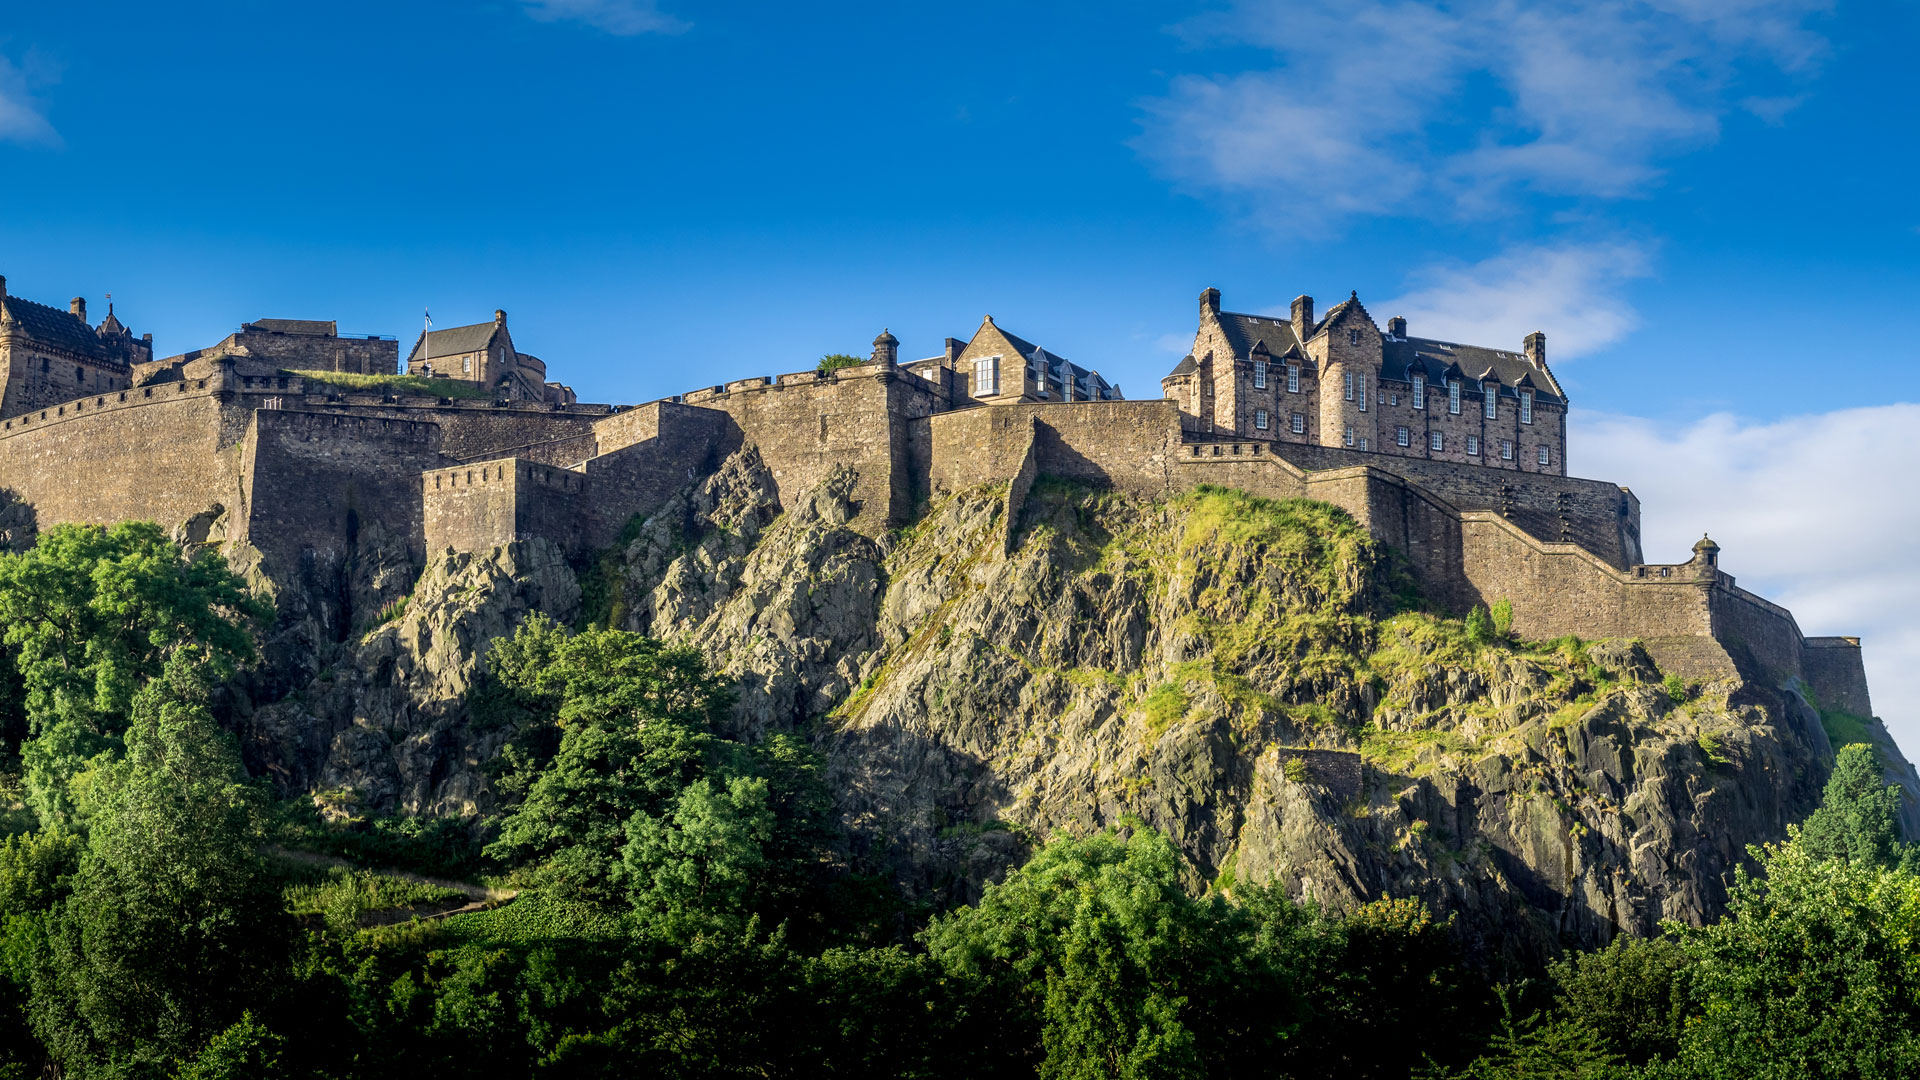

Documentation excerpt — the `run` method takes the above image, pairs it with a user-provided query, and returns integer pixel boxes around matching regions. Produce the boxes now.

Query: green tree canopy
[1798,742,1914,871]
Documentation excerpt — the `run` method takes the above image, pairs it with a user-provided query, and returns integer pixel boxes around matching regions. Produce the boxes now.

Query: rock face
[243,450,1918,966]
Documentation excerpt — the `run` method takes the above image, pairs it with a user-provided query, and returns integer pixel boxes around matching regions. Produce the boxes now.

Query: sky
[2,0,1918,744]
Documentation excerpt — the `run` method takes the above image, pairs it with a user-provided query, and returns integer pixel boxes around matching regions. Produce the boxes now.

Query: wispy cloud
[522,0,689,36]
[1382,241,1653,360]
[0,51,59,147]
[1134,0,1831,228]
[1574,404,1920,753]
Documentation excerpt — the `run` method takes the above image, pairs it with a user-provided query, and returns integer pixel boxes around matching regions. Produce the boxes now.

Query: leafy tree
[817,353,864,375]
[622,775,774,930]
[0,523,269,823]
[1798,742,1914,870]
[22,650,291,1078]
[1490,598,1514,639]
[1548,935,1690,1067]
[923,827,1305,1080]
[1421,988,1625,1079]
[1465,605,1495,645]
[172,1013,288,1080]
[1652,839,1920,1079]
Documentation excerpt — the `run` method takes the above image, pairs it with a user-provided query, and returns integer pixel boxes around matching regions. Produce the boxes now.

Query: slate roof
[246,318,337,336]
[1216,311,1300,359]
[0,295,120,363]
[974,319,1120,399]
[1382,338,1564,401]
[409,321,500,362]
[1168,354,1197,377]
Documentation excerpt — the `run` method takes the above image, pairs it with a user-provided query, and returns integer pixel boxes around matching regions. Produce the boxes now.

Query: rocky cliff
[238,447,1919,966]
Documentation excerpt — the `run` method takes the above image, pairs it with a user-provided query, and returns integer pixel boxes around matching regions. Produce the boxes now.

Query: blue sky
[5,0,1920,744]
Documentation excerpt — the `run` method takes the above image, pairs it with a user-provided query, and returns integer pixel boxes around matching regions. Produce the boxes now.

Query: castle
[0,274,1873,720]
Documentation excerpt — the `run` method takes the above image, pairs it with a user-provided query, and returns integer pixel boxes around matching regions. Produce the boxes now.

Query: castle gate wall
[0,383,247,532]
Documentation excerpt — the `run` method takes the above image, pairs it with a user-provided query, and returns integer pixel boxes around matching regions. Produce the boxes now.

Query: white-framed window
[1388,392,1398,406]
[1358,437,1369,451]
[1348,328,1361,346]
[1520,390,1534,424]
[1286,365,1300,393]
[462,356,472,373]
[1344,425,1355,447]
[1430,431,1443,451]
[1501,439,1514,460]
[1467,435,1480,456]
[1253,360,1267,389]
[1396,426,1410,447]
[1255,409,1269,430]
[974,355,1000,396]
[1344,371,1354,401]
[1357,377,1367,411]
[1448,379,1461,414]
[1538,445,1551,466]
[1484,385,1497,419]
[1412,374,1425,410]
[1290,413,1305,435]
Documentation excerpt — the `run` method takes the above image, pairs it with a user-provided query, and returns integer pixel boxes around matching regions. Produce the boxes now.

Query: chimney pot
[71,297,87,321]
[1388,316,1406,339]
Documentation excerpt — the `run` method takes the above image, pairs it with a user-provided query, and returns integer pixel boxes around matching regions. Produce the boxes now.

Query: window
[1253,360,1267,389]
[1358,437,1369,451]
[1467,435,1480,456]
[1286,365,1300,393]
[1396,426,1410,447]
[1255,409,1269,430]
[1501,439,1514,460]
[1290,413,1305,434]
[1357,377,1367,411]
[1344,425,1354,447]
[1538,446,1551,466]
[1484,385,1496,419]
[462,356,472,373]
[1448,379,1461,414]
[1347,328,1361,346]
[1430,431,1443,451]
[39,359,48,374]
[76,367,84,383]
[1520,390,1534,424]
[973,355,999,396]
[1412,374,1425,410]
[1344,371,1354,401]
[1389,392,1398,406]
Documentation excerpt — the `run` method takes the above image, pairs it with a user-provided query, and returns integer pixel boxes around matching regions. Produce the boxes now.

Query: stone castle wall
[422,457,584,557]
[239,409,445,570]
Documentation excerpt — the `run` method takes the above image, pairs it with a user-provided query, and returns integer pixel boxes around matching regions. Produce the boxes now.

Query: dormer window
[1412,373,1425,410]
[1286,365,1300,393]
[1520,390,1534,424]
[1448,379,1461,414]
[1253,360,1267,389]
[1483,383,1497,420]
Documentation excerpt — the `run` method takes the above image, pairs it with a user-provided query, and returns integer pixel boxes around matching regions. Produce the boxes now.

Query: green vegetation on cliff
[289,370,493,399]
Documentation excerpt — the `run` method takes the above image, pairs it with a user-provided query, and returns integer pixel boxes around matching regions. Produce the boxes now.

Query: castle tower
[1311,291,1383,452]
[871,328,899,367]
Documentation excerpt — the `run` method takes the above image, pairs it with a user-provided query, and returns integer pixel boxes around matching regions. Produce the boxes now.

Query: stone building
[405,310,573,403]
[143,318,399,382]
[0,276,151,419]
[1162,288,1568,475]
[902,315,1123,405]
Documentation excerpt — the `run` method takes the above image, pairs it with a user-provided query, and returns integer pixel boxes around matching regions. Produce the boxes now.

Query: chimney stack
[871,328,899,367]
[494,309,507,325]
[1388,316,1406,339]
[1290,294,1314,342]
[1200,287,1221,315]
[0,276,7,301]
[1524,331,1546,368]
[71,297,86,322]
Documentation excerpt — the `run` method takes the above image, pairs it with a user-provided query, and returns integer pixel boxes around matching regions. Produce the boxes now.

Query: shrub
[1490,598,1513,639]
[1465,605,1495,646]
[817,353,863,375]
[1663,673,1688,704]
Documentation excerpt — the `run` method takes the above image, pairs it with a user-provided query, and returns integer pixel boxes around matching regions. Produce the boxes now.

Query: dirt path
[266,846,518,917]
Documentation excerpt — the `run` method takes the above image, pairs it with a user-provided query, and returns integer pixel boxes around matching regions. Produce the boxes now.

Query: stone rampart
[582,400,734,545]
[240,408,445,571]
[1803,638,1874,719]
[422,457,585,557]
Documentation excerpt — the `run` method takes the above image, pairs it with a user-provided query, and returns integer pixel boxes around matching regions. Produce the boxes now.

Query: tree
[23,650,291,1079]
[1465,605,1495,645]
[923,827,1305,1080]
[1548,935,1690,1067]
[1798,742,1913,870]
[1421,989,1625,1080]
[622,775,774,929]
[0,523,269,824]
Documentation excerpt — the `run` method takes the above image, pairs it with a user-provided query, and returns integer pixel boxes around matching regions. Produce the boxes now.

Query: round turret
[1693,534,1720,567]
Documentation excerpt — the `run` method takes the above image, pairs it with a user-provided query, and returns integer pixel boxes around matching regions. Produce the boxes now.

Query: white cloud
[1135,0,1830,227]
[1573,404,1920,755]
[0,53,58,147]
[522,0,688,36]
[1381,241,1652,360]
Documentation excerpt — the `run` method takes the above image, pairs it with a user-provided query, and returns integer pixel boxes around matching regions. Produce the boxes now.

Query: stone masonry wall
[422,457,586,557]
[1803,638,1874,718]
[239,408,446,570]
[582,400,734,546]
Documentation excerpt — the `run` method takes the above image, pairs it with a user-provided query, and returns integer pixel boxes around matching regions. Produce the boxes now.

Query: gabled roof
[246,318,337,336]
[967,317,1120,398]
[1166,354,1197,378]
[0,295,120,362]
[1381,338,1564,401]
[1214,310,1299,359]
[1312,291,1377,338]
[409,321,501,362]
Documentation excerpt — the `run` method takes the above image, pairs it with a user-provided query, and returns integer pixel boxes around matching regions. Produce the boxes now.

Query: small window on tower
[1344,372,1354,401]
[1467,435,1480,456]
[1538,446,1551,466]
[1348,329,1361,346]
[1344,425,1354,447]
[1520,390,1534,424]
[1357,378,1366,411]
[76,368,84,383]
